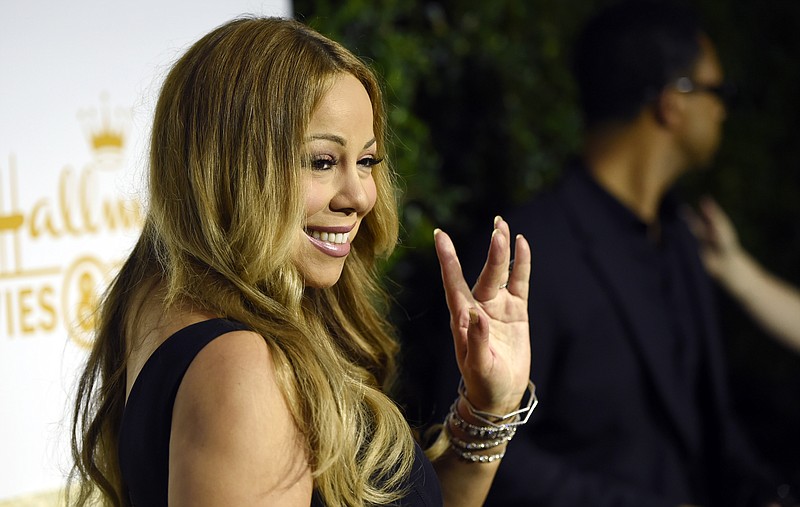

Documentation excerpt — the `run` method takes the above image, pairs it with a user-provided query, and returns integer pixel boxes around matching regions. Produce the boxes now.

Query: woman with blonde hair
[70,16,533,507]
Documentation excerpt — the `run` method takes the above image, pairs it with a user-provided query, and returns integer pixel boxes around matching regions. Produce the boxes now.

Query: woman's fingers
[462,306,493,387]
[506,233,531,299]
[433,228,471,312]
[472,217,512,302]
[434,228,476,364]
[434,221,530,373]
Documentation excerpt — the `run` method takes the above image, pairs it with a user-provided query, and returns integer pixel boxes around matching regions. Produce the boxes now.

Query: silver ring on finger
[500,258,514,289]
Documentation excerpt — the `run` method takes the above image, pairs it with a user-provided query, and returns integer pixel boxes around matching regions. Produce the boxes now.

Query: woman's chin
[301,267,345,289]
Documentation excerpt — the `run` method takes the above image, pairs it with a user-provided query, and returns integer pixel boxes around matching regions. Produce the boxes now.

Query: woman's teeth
[308,230,350,244]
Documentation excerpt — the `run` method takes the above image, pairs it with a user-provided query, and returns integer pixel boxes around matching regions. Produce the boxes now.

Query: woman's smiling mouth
[304,227,353,257]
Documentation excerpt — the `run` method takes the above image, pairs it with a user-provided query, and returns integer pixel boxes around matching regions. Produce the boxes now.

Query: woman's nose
[330,166,372,215]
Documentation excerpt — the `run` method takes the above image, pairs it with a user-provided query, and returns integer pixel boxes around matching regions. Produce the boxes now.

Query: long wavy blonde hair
[69,16,414,506]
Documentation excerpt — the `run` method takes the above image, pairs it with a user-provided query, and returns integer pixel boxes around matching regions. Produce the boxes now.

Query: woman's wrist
[444,399,514,463]
[457,378,537,425]
[441,378,537,463]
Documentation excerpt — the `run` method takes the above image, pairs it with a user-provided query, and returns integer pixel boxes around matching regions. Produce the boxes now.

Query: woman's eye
[358,156,383,168]
[310,156,336,171]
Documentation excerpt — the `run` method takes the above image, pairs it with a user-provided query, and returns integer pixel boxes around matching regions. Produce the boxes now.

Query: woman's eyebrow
[307,133,346,146]
[306,134,376,150]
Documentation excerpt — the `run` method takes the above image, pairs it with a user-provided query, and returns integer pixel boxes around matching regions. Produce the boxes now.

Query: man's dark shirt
[472,162,776,506]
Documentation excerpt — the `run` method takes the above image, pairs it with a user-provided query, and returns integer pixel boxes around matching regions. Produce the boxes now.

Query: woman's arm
[431,217,532,507]
[169,330,314,506]
[687,197,800,354]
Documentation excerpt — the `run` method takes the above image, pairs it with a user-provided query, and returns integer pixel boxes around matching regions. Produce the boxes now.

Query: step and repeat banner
[0,1,290,503]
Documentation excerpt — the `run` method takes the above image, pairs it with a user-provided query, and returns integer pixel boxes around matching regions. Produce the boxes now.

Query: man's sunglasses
[674,77,738,104]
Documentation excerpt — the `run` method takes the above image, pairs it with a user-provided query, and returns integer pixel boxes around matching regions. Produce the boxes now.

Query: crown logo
[78,93,128,154]
[91,124,124,151]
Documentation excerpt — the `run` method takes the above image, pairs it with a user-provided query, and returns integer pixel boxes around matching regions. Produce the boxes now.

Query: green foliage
[295,0,592,256]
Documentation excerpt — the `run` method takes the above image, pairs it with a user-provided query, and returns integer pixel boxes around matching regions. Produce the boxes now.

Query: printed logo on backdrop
[0,95,144,348]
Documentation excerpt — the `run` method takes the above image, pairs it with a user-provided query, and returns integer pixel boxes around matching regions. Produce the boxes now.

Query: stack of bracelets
[444,378,538,463]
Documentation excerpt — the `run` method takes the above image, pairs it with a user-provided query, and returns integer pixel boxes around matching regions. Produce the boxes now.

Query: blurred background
[1,0,797,504]
[294,0,800,488]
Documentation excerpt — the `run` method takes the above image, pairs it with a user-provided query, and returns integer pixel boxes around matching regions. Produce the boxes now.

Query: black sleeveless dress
[118,318,443,506]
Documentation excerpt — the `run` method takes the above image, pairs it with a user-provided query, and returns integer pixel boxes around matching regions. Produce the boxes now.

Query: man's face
[678,34,728,169]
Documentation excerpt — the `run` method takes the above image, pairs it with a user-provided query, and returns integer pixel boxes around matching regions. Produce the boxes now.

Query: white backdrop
[0,0,291,501]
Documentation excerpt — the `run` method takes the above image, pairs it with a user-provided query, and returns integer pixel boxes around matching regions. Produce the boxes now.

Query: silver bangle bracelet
[458,378,538,428]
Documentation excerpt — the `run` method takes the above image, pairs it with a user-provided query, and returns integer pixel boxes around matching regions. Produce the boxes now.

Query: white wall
[0,0,291,501]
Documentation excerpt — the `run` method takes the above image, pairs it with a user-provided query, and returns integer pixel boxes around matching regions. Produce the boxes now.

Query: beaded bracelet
[448,444,506,463]
[446,400,518,440]
[448,428,516,450]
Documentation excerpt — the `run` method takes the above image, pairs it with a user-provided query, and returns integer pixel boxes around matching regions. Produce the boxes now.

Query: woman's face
[294,73,378,288]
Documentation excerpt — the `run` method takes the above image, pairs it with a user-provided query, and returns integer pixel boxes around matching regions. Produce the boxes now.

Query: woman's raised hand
[434,216,531,415]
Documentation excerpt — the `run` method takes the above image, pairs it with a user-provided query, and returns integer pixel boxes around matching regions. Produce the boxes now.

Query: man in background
[479,1,789,505]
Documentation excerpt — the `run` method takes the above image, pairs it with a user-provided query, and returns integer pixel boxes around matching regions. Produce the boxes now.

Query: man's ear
[653,89,684,128]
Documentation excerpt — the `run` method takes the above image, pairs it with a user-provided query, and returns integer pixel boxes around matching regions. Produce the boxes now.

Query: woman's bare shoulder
[169,328,313,506]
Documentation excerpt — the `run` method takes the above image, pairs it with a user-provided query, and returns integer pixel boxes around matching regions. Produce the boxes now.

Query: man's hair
[573,0,704,128]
